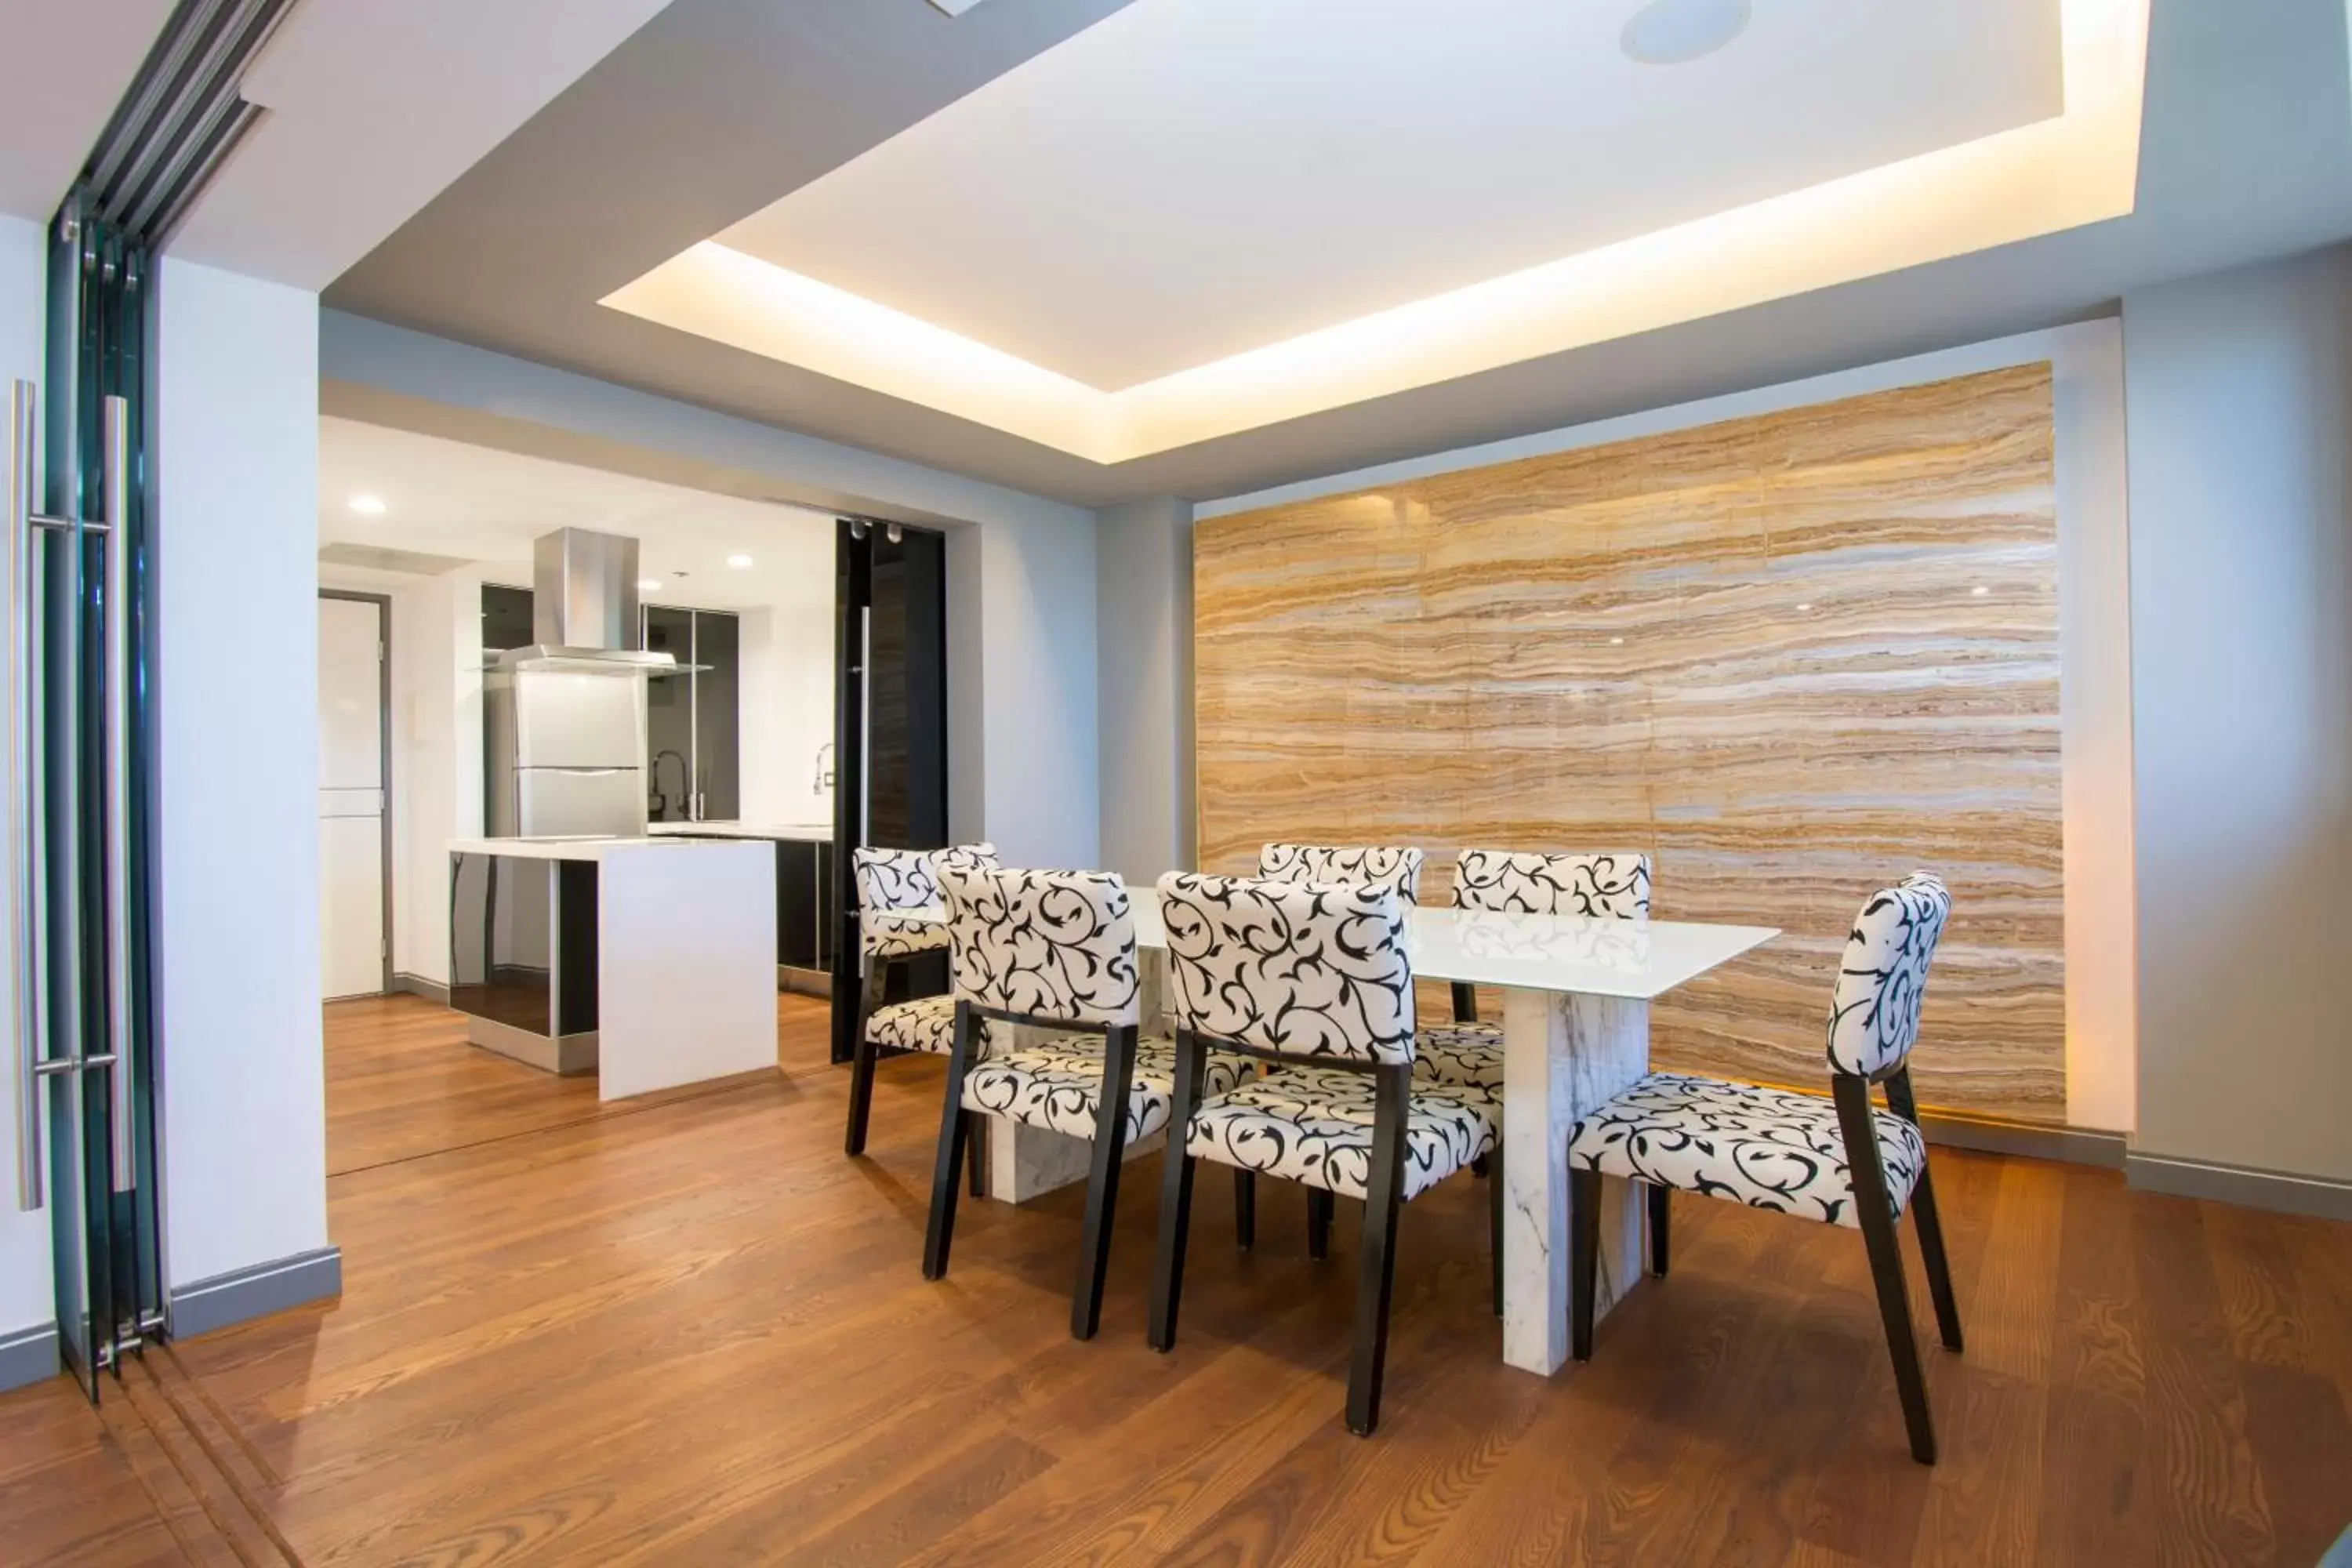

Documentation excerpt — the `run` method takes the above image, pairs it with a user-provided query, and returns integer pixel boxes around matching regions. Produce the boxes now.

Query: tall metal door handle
[7,382,39,1212]
[102,394,135,1193]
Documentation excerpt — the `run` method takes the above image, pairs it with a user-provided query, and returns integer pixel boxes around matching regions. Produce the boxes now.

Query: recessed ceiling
[719,0,2061,393]
[603,0,2140,463]
[317,416,835,610]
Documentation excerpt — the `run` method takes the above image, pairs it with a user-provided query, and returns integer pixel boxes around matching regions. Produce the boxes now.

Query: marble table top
[899,887,1777,1000]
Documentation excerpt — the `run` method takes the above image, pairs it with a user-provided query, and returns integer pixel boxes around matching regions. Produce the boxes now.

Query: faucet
[814,741,836,796]
[652,749,689,820]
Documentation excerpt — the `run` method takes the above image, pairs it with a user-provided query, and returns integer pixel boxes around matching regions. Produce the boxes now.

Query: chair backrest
[938,863,1139,1029]
[1454,849,1651,919]
[852,842,999,916]
[1257,843,1425,907]
[1156,872,1415,1065]
[1825,873,1952,1078]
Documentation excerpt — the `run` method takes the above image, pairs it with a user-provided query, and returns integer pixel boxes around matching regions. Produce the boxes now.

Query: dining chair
[844,842,998,1181]
[1565,873,1963,1465]
[920,864,1249,1339]
[1147,872,1502,1436]
[1254,841,1428,1254]
[1258,841,1426,905]
[1421,849,1653,1094]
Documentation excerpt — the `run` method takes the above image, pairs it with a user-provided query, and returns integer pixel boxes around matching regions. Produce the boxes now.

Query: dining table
[902,888,1777,1377]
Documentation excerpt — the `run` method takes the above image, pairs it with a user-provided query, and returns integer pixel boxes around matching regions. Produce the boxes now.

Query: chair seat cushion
[866,994,971,1055]
[865,910,949,960]
[1414,1021,1504,1091]
[1185,1065,1498,1202]
[1567,1073,1926,1229]
[962,1036,1249,1143]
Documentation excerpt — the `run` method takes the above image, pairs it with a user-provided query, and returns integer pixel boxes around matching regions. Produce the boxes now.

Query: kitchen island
[648,819,837,993]
[448,834,778,1100]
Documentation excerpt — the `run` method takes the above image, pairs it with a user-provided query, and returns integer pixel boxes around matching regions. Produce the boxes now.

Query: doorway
[318,591,390,999]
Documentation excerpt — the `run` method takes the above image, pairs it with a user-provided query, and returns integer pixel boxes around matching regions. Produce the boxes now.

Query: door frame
[318,589,392,996]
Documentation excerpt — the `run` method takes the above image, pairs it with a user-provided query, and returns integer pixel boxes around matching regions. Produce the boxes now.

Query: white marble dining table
[902,890,1777,1377]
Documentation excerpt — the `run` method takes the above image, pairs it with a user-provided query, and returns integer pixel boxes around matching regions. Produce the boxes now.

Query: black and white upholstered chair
[1420,850,1653,1094]
[843,843,998,1175]
[1254,842,1428,1250]
[920,865,1248,1339]
[1566,873,1964,1465]
[1147,872,1501,1437]
[1258,842,1426,906]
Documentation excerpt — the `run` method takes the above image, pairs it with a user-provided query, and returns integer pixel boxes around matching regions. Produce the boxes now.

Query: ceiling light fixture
[1795,602,1813,613]
[638,578,662,592]
[1620,0,1751,66]
[348,494,387,516]
[727,554,753,569]
[1971,585,1991,597]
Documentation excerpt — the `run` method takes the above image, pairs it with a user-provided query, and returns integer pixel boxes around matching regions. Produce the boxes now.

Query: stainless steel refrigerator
[485,665,649,837]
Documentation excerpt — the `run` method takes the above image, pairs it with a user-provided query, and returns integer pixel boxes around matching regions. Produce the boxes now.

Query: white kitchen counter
[647,820,833,842]
[447,834,778,1099]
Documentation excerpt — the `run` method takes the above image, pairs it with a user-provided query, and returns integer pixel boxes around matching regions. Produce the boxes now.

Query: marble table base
[1501,987,1650,1374]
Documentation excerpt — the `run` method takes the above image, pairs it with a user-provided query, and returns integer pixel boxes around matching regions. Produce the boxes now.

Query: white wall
[1096,496,1194,884]
[154,258,331,1288]
[0,214,53,1342]
[2122,245,2352,1189]
[1199,322,2140,1137]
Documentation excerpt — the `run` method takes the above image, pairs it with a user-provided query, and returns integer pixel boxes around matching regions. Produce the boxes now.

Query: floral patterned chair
[920,864,1247,1341]
[1148,872,1501,1436]
[1566,873,1965,1465]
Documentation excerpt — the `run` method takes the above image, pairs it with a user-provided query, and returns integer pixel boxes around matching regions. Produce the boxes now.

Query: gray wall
[2122,245,2352,1192]
[1094,498,1195,884]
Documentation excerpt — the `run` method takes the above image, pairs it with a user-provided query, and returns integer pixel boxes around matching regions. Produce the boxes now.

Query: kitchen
[314,417,859,1135]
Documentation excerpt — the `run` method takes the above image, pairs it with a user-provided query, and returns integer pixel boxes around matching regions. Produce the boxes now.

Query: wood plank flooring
[2,993,2347,1566]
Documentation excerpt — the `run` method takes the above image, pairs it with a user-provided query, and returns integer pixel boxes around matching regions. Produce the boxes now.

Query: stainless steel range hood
[494,528,681,673]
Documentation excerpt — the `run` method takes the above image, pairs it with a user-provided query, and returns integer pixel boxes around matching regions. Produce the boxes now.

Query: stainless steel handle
[103,395,133,1194]
[8,381,38,1211]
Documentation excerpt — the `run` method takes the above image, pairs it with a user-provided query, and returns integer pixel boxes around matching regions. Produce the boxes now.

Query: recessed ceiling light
[638,579,662,592]
[1609,637,1626,646]
[1971,585,1991,597]
[348,494,387,516]
[1620,0,1751,66]
[1795,602,1813,613]
[728,554,753,569]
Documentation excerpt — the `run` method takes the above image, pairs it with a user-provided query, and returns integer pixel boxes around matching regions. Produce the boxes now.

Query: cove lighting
[728,554,753,568]
[602,0,2146,464]
[348,494,387,516]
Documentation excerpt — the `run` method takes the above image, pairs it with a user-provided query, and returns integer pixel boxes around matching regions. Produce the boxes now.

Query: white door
[319,596,387,998]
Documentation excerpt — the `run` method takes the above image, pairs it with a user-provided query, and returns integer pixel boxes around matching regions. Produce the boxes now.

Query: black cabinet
[644,605,740,822]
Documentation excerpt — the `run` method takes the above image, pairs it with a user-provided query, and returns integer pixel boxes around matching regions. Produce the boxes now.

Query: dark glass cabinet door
[691,610,739,822]
[644,606,694,821]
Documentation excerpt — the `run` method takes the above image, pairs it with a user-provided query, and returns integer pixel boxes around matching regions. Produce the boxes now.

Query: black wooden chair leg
[1071,1025,1138,1341]
[1308,1188,1334,1260]
[1488,1134,1505,1316]
[844,1035,880,1157]
[1835,1073,1937,1465]
[843,958,889,1156]
[1345,1065,1410,1438]
[1149,1033,1207,1352]
[1884,1068,1963,1352]
[922,1005,978,1281]
[965,1113,987,1198]
[1234,1170,1256,1249]
[1647,1181,1671,1278]
[1450,981,1479,1024]
[1570,1165,1600,1361]
[1470,1154,1490,1179]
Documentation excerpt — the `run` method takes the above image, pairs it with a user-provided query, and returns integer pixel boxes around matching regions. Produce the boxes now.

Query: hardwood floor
[3,992,2348,1566]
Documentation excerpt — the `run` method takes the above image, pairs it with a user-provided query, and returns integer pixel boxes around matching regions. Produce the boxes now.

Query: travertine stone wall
[1195,365,2063,1121]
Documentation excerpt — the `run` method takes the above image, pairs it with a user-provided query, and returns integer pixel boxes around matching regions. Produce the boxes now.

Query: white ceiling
[0,0,174,221]
[173,0,677,289]
[724,0,2065,391]
[318,416,836,612]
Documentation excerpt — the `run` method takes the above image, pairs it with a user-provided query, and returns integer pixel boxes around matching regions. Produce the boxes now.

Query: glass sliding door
[8,190,162,1401]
